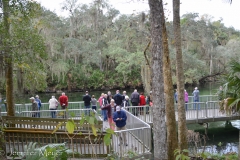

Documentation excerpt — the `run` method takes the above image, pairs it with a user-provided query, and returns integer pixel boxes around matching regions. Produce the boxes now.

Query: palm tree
[220,60,240,114]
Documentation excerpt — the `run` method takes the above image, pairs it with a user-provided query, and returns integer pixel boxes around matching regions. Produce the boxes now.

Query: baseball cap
[116,106,121,111]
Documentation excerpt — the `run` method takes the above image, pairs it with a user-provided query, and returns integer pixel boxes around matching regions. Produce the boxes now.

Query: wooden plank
[2,116,102,123]
[3,121,102,129]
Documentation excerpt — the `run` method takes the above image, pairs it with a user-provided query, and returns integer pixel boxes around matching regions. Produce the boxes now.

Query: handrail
[123,108,151,128]
[114,127,150,132]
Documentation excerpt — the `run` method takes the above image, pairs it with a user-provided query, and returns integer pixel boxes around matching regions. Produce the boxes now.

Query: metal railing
[11,95,218,112]
[124,101,239,124]
[14,101,86,113]
[188,95,218,103]
[124,106,152,123]
[111,109,151,157]
[18,108,99,119]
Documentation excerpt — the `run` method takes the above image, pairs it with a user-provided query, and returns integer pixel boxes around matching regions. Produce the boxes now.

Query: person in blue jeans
[101,94,109,121]
[35,95,42,117]
[49,96,58,118]
[83,91,91,116]
[192,87,200,110]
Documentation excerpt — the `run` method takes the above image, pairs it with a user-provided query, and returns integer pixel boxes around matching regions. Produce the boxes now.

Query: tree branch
[143,40,151,67]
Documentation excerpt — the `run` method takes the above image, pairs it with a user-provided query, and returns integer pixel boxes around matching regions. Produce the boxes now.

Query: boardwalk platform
[129,107,240,124]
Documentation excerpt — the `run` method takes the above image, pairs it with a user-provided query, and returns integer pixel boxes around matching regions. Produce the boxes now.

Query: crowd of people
[26,87,201,121]
[27,89,154,120]
[174,87,200,110]
[28,87,201,121]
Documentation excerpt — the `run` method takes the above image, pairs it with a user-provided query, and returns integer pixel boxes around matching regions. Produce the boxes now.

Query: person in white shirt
[49,96,59,118]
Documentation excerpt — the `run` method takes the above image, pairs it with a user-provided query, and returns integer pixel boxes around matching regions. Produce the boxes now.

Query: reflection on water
[188,121,239,154]
[231,120,240,129]
[199,143,239,154]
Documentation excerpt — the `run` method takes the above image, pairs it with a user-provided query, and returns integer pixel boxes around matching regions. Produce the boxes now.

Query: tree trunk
[148,0,167,159]
[162,3,178,159]
[17,68,24,95]
[173,0,188,150]
[3,0,15,117]
[239,130,240,160]
[67,72,72,92]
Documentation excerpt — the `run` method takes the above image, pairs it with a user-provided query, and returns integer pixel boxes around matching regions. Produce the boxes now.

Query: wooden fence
[2,116,109,158]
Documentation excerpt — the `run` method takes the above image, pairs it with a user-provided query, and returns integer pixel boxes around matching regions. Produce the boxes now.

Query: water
[14,88,144,104]
[15,82,219,104]
[187,121,239,155]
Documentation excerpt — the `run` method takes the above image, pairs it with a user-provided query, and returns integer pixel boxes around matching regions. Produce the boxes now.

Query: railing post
[196,102,199,123]
[142,128,145,153]
[205,102,208,118]
[213,101,215,120]
[144,106,146,122]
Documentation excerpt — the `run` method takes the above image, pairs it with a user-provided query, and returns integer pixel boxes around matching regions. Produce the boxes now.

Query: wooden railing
[2,116,109,158]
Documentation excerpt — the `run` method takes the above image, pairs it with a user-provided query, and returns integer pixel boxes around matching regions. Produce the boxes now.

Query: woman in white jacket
[49,96,59,118]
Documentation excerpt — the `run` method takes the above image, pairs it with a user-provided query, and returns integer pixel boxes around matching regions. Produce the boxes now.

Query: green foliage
[66,120,75,134]
[21,142,69,160]
[104,128,115,146]
[174,149,238,160]
[0,0,48,93]
[3,1,240,92]
[174,149,190,160]
[126,150,138,159]
[219,60,240,113]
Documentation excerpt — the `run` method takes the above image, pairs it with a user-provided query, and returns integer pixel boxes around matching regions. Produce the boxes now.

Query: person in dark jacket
[83,91,91,115]
[113,106,127,146]
[131,89,140,116]
[113,90,123,106]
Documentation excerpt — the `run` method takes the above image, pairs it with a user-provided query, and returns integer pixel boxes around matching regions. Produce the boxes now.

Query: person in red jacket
[139,92,146,115]
[59,92,68,118]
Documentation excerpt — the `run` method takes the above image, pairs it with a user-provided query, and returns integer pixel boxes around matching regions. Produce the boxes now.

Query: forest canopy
[1,0,240,94]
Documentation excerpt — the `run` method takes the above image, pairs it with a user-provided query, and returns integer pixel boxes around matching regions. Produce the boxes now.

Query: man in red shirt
[139,92,146,115]
[59,92,68,118]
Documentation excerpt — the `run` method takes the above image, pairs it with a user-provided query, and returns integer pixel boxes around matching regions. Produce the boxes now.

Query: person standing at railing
[193,87,200,110]
[107,91,112,104]
[174,89,178,103]
[29,97,38,117]
[131,89,140,116]
[123,96,130,108]
[35,95,42,118]
[101,99,116,130]
[102,94,109,116]
[83,91,91,116]
[113,90,123,106]
[113,106,128,146]
[59,92,68,118]
[184,90,189,111]
[98,93,107,121]
[91,95,97,111]
[0,97,7,112]
[49,96,59,118]
[121,91,128,107]
[139,92,146,115]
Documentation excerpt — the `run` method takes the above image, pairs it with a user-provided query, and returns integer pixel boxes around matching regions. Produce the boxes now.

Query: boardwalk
[125,101,240,124]
[2,95,239,158]
[135,108,240,124]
